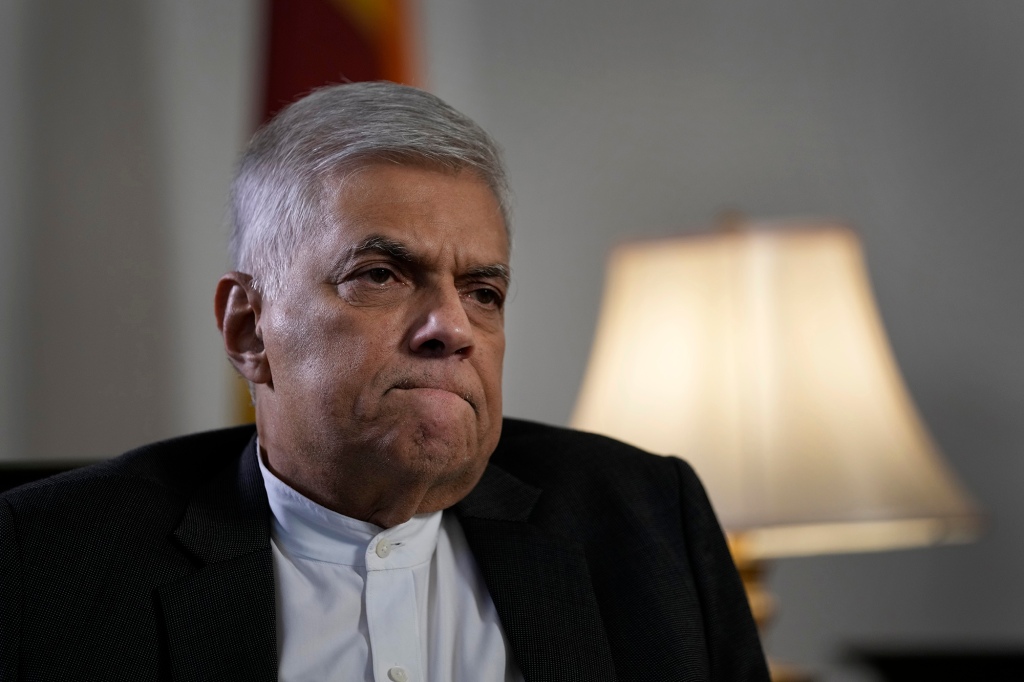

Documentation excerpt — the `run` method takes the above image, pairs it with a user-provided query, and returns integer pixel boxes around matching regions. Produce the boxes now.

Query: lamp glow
[571,221,979,559]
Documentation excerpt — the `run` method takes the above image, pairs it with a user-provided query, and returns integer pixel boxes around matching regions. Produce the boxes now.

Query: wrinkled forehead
[303,162,509,257]
[322,159,510,236]
[287,163,510,275]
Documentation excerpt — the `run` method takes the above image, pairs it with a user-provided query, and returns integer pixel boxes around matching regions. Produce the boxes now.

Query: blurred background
[1,1,1022,679]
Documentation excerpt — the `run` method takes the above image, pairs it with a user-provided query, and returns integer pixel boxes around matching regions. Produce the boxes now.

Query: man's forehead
[316,166,509,259]
[329,163,508,231]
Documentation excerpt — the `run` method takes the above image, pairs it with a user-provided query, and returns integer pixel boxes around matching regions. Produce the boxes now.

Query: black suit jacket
[0,418,768,681]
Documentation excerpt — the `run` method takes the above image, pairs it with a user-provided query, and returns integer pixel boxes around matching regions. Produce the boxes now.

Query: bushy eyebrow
[327,234,414,279]
[351,235,416,263]
[465,263,511,288]
[335,233,510,287]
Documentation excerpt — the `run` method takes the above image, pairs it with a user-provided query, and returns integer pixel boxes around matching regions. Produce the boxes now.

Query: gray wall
[0,0,31,462]
[2,1,1022,679]
[0,0,260,460]
[421,1,1024,680]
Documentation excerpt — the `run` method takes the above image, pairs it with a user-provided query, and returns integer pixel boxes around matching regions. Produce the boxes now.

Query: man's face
[255,164,509,518]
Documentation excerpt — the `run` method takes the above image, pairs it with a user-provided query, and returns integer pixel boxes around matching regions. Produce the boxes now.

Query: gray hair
[229,81,510,297]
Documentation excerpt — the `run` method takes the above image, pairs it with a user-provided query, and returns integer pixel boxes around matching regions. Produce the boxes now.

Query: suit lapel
[455,465,617,682]
[152,436,618,681]
[157,437,278,682]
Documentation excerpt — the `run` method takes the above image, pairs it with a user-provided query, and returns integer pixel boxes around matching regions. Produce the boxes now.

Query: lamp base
[728,533,814,682]
[769,660,813,682]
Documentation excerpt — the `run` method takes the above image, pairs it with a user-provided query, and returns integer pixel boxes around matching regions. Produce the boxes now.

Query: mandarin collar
[256,444,443,568]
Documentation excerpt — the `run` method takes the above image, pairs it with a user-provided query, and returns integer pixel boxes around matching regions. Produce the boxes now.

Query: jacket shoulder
[492,417,702,532]
[1,424,257,514]
[492,419,769,680]
[494,416,694,483]
[0,425,262,679]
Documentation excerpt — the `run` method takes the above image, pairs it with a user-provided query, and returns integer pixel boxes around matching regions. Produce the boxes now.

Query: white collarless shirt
[257,449,524,682]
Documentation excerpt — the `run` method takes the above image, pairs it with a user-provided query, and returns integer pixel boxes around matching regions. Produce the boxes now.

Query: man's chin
[385,416,489,478]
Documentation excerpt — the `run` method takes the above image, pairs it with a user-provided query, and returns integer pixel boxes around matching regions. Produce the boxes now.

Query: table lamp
[570,219,979,680]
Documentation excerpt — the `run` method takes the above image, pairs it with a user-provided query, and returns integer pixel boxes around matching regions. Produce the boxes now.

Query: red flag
[262,0,416,121]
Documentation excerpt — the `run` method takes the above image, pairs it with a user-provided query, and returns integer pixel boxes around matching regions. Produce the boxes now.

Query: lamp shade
[571,221,979,558]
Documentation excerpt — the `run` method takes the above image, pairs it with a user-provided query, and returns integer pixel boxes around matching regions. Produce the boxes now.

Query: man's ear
[215,272,272,386]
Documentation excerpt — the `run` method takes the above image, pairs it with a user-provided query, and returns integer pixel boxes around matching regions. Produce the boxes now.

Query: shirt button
[375,539,392,559]
[387,666,408,682]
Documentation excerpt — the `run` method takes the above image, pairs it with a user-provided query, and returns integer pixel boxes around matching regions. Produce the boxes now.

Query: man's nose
[408,283,474,358]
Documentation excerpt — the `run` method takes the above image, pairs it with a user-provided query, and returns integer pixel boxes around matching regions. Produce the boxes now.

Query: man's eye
[364,268,396,284]
[469,288,503,308]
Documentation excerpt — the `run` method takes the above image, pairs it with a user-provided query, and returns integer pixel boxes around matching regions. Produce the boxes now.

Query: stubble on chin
[387,407,484,480]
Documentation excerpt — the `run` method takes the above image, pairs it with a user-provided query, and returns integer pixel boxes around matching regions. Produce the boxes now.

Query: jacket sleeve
[0,499,20,682]
[675,458,770,681]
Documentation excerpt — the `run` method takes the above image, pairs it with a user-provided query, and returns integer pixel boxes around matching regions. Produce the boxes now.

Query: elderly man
[0,83,768,681]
